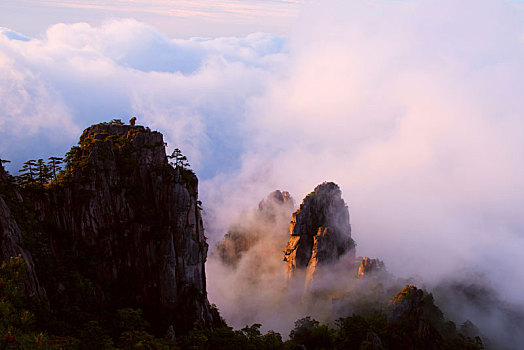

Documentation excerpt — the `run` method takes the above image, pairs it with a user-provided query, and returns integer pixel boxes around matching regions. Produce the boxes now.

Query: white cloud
[203,0,524,310]
[0,19,287,173]
[0,38,79,160]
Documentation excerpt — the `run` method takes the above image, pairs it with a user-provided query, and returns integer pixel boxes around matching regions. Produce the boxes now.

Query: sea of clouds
[1,0,524,341]
[0,19,287,176]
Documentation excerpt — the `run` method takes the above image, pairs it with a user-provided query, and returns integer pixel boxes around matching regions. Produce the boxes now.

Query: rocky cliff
[357,257,386,277]
[283,182,355,288]
[0,165,47,303]
[1,123,221,335]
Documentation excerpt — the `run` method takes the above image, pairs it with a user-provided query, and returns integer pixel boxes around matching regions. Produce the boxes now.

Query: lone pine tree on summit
[168,148,190,169]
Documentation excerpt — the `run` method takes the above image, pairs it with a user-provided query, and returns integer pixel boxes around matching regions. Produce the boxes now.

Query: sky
[0,0,303,38]
[1,0,524,334]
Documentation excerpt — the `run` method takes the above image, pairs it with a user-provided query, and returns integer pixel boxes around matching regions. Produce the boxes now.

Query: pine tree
[110,119,124,125]
[48,156,64,180]
[36,158,51,185]
[18,160,37,187]
[167,148,190,169]
[64,146,81,173]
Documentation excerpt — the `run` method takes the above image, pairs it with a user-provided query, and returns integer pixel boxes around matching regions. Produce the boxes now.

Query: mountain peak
[1,121,220,335]
[284,182,355,287]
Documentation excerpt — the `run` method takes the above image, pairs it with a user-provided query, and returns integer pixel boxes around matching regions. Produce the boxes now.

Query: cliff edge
[1,122,221,335]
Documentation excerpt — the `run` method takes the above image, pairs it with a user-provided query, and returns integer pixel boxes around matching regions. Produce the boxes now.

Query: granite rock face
[6,123,220,333]
[357,257,386,277]
[283,182,355,287]
[0,165,47,303]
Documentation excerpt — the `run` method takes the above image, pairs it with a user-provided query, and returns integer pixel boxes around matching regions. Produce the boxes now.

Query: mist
[207,191,302,337]
[204,0,524,297]
[0,21,287,177]
[203,0,524,345]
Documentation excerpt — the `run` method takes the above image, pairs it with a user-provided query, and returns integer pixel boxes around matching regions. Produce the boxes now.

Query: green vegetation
[0,262,488,350]
[11,123,144,188]
[0,205,480,350]
[171,311,483,350]
[0,256,175,349]
[165,147,198,189]
[18,159,37,187]
[0,122,487,349]
[47,157,63,181]
[0,255,49,349]
[14,157,64,189]
[168,148,190,169]
[8,120,196,191]
[175,324,283,350]
[101,119,125,126]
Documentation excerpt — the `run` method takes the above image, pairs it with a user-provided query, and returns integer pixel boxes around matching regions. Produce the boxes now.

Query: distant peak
[267,190,293,204]
[313,181,341,194]
[258,190,294,213]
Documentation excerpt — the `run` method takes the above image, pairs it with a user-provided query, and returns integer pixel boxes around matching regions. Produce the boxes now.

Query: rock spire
[283,182,355,288]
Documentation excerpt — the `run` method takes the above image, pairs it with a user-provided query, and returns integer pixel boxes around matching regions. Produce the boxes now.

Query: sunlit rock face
[284,182,355,288]
[357,257,386,277]
[215,190,294,266]
[0,165,47,303]
[27,123,220,333]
